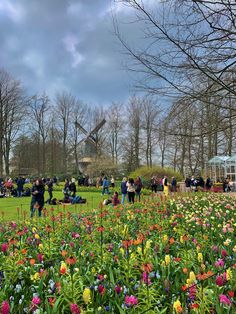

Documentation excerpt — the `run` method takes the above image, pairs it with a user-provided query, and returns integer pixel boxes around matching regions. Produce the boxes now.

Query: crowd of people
[1,172,233,218]
[0,177,31,198]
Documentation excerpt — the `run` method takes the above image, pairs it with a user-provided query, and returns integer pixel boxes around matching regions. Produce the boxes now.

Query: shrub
[129,166,183,187]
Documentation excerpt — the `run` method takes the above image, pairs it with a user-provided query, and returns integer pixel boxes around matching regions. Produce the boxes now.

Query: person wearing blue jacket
[120,177,127,204]
[102,176,110,195]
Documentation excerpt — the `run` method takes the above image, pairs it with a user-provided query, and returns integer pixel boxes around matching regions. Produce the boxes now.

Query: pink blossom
[215,259,224,268]
[32,296,41,305]
[70,303,80,314]
[219,294,232,306]
[1,300,10,314]
[216,274,226,286]
[1,243,8,253]
[125,295,138,307]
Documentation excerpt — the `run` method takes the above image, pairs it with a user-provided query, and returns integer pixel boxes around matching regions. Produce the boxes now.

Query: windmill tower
[75,119,106,172]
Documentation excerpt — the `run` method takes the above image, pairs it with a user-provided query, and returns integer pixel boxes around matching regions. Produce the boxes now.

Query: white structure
[207,156,229,182]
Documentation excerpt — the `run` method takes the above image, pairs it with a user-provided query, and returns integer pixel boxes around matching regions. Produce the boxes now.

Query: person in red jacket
[112,191,120,206]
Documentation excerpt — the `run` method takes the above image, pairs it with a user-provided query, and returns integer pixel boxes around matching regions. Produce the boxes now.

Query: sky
[0,0,156,106]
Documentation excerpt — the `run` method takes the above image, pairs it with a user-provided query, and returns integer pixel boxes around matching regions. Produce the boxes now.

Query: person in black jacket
[16,177,25,197]
[46,178,53,204]
[30,179,45,217]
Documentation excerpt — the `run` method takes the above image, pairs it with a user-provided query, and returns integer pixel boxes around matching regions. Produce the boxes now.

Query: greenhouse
[225,155,236,183]
[207,156,229,182]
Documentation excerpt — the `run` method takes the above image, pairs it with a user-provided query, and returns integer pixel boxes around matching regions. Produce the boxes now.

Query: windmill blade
[75,121,89,136]
[85,135,96,145]
[90,118,106,135]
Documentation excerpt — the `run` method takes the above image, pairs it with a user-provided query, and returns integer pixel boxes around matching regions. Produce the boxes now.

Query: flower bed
[0,194,235,313]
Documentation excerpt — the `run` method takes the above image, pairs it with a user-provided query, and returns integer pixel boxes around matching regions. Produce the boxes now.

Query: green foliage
[129,166,183,185]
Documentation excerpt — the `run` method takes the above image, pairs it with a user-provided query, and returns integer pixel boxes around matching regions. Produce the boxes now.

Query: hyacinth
[226,268,232,281]
[142,272,151,285]
[189,285,197,301]
[32,296,41,305]
[173,300,183,313]
[215,258,224,268]
[197,253,203,263]
[187,271,196,286]
[216,274,226,286]
[1,243,8,253]
[165,255,171,266]
[98,284,106,295]
[125,295,138,307]
[83,287,91,304]
[1,300,10,314]
[219,294,232,306]
[114,285,122,295]
[70,303,80,314]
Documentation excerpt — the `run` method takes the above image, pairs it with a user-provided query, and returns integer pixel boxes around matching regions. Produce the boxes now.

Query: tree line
[1,64,236,178]
[2,0,236,177]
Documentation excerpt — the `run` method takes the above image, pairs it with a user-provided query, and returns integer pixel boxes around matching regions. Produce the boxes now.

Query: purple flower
[215,259,224,268]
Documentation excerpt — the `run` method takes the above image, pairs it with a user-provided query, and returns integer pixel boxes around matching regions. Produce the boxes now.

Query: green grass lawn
[0,190,105,221]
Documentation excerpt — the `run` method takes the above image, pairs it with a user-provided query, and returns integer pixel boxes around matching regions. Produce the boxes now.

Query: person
[163,176,169,196]
[185,177,191,192]
[205,177,212,191]
[198,176,205,191]
[30,179,45,217]
[111,176,115,188]
[134,176,143,202]
[46,178,53,204]
[151,176,157,193]
[69,178,76,197]
[159,178,164,192]
[16,176,25,197]
[127,178,135,204]
[112,191,120,206]
[223,177,230,192]
[4,178,13,197]
[102,176,110,195]
[190,176,197,192]
[171,177,177,192]
[120,177,127,204]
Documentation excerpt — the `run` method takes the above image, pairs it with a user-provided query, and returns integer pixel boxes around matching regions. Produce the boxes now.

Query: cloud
[0,0,159,105]
[63,34,84,68]
[0,0,25,22]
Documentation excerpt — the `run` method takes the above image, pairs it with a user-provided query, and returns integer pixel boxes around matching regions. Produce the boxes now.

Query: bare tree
[0,70,25,176]
[141,97,160,167]
[55,92,76,174]
[106,103,124,164]
[114,0,236,125]
[30,93,50,175]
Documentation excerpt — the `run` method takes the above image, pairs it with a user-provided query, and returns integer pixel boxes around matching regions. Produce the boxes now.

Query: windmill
[75,119,106,171]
